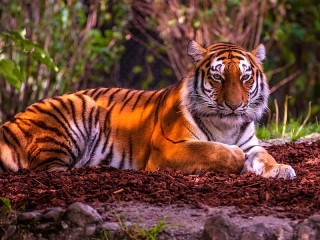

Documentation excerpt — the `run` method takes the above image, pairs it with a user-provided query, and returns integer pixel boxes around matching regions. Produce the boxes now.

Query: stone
[309,214,320,222]
[35,222,54,231]
[41,207,65,222]
[99,222,121,232]
[85,225,97,236]
[66,202,102,227]
[202,214,239,240]
[60,220,69,230]
[241,223,270,240]
[274,223,294,240]
[2,225,16,239]
[295,224,316,240]
[17,211,41,223]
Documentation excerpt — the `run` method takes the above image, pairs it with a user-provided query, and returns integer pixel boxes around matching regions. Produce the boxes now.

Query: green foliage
[0,197,13,215]
[0,30,57,90]
[256,120,320,141]
[111,213,169,240]
[256,98,319,141]
[0,59,23,89]
[0,1,130,123]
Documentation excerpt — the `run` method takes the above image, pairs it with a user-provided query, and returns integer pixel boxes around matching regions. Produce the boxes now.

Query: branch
[269,70,301,94]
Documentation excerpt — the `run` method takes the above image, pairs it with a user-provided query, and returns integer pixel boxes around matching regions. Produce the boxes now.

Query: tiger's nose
[225,101,242,111]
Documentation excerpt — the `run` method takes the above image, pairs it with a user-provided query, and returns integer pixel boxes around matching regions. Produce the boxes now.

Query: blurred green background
[0,0,319,138]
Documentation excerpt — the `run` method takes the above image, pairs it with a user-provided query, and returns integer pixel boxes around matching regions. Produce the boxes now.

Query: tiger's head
[185,40,269,126]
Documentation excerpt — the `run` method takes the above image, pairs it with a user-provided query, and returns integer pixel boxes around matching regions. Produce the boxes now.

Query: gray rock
[241,223,270,240]
[35,222,53,231]
[41,207,65,222]
[202,214,239,240]
[66,202,102,227]
[274,223,294,240]
[85,225,97,236]
[60,220,69,230]
[295,223,316,240]
[17,211,41,223]
[1,225,16,239]
[99,222,121,232]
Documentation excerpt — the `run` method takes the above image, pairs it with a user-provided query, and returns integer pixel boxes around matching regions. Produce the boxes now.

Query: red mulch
[0,141,320,219]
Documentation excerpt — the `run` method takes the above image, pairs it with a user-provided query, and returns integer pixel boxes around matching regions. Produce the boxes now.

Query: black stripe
[2,125,20,146]
[88,108,95,136]
[85,130,101,167]
[101,104,115,154]
[257,70,264,91]
[129,138,133,168]
[234,122,250,144]
[161,124,187,144]
[250,74,259,99]
[25,119,66,138]
[26,108,37,114]
[215,49,245,58]
[234,56,244,60]
[238,134,255,149]
[100,88,112,95]
[0,157,6,171]
[83,89,90,95]
[194,68,200,92]
[192,116,214,141]
[90,88,101,98]
[34,136,77,164]
[2,129,22,169]
[68,99,86,140]
[243,145,260,153]
[153,89,169,125]
[11,119,32,139]
[52,96,70,114]
[88,131,103,166]
[93,88,109,100]
[74,94,89,137]
[143,91,158,109]
[47,101,82,140]
[30,148,69,164]
[32,157,67,171]
[119,151,126,169]
[132,90,146,110]
[32,104,81,154]
[108,88,122,103]
[122,89,133,101]
[120,90,135,112]
[106,144,114,164]
[246,53,255,66]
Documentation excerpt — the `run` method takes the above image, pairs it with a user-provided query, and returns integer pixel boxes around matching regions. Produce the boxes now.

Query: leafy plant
[0,1,130,123]
[256,97,319,141]
[0,197,13,215]
[111,212,169,240]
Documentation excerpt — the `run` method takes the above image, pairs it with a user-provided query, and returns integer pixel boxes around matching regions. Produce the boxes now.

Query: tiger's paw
[262,164,296,180]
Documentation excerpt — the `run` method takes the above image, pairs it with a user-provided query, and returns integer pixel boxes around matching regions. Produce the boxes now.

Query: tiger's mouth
[216,109,253,122]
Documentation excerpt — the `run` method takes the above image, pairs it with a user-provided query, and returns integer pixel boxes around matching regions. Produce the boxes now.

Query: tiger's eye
[241,74,250,81]
[212,74,222,81]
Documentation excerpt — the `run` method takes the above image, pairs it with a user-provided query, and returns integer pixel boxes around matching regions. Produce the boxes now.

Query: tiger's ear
[251,44,266,63]
[187,40,207,63]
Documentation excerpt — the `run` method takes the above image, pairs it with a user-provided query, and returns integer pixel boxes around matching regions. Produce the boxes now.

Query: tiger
[0,40,296,179]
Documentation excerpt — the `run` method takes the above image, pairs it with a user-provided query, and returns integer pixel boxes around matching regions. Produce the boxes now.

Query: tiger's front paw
[262,164,296,180]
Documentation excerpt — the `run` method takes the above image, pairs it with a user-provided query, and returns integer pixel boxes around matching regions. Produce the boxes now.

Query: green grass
[95,213,170,240]
[256,120,320,141]
[256,97,320,141]
[125,216,168,240]
[0,197,13,215]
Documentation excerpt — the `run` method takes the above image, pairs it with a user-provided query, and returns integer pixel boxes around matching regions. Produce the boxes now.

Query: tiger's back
[0,86,179,172]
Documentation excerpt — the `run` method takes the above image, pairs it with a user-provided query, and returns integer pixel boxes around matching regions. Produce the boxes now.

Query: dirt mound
[1,141,319,219]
